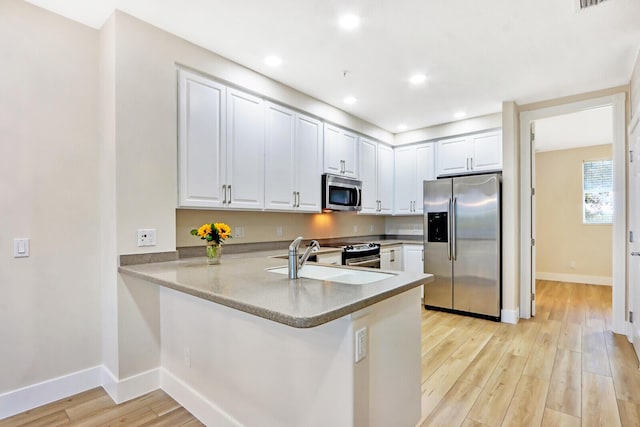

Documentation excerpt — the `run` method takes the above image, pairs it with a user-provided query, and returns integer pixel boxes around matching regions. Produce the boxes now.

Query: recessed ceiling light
[409,74,427,85]
[397,124,408,131]
[454,111,467,119]
[264,56,282,67]
[343,96,357,105]
[339,14,360,30]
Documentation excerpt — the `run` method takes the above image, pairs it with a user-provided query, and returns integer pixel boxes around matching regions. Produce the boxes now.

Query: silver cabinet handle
[227,185,231,205]
[297,192,300,207]
[293,191,297,208]
[470,157,474,170]
[632,252,640,256]
[390,249,395,262]
[421,249,424,262]
[222,184,227,204]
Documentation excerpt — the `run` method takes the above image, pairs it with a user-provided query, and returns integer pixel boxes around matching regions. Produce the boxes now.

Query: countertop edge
[118,265,432,328]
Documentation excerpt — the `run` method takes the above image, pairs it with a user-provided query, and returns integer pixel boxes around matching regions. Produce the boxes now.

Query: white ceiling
[534,106,613,152]
[25,0,640,133]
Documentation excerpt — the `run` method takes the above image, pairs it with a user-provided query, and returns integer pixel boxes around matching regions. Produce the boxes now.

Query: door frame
[519,93,627,335]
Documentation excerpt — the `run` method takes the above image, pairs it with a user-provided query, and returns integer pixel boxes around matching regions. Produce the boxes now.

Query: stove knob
[346,245,353,250]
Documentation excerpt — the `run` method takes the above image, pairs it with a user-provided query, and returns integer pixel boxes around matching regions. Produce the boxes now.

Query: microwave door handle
[356,186,361,209]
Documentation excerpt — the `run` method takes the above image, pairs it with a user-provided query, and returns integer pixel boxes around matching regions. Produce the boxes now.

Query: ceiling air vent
[578,0,608,9]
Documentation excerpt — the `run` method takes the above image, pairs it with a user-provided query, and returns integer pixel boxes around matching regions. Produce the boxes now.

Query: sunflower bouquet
[190,222,232,245]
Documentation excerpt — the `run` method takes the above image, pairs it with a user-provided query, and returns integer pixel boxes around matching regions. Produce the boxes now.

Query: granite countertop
[118,250,432,329]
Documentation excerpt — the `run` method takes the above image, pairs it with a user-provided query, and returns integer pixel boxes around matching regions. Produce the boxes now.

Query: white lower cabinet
[380,245,403,271]
[403,244,425,299]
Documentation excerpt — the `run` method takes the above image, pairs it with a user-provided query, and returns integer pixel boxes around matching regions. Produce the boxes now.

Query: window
[583,159,613,224]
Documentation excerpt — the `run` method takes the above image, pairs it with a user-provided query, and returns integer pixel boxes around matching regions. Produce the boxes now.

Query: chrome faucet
[288,236,321,279]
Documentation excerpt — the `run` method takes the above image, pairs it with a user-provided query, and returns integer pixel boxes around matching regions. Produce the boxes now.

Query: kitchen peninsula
[118,251,432,427]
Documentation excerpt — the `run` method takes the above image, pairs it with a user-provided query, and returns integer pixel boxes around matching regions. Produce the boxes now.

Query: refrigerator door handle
[447,197,452,261]
[452,197,457,260]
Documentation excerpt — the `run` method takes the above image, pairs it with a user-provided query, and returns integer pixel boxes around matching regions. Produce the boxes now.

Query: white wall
[0,0,102,393]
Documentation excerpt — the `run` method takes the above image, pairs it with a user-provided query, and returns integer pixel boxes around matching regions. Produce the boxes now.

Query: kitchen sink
[267,264,395,285]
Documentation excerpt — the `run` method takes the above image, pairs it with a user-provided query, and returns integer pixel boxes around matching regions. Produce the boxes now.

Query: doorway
[520,93,627,335]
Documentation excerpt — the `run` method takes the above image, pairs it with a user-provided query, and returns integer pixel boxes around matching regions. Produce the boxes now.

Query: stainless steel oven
[331,243,381,268]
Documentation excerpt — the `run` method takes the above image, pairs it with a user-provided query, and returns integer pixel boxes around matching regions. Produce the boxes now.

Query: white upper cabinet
[179,70,264,210]
[359,138,394,215]
[359,137,378,214]
[394,143,434,215]
[324,123,359,178]
[264,102,296,210]
[471,131,502,172]
[226,88,265,209]
[294,114,323,211]
[436,130,502,177]
[178,70,227,208]
[265,102,322,212]
[377,144,394,214]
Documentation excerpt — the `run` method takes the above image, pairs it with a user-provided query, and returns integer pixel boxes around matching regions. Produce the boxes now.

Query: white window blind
[583,159,613,224]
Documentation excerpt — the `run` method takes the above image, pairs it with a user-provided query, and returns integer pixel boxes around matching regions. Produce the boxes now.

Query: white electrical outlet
[235,226,245,238]
[570,261,576,269]
[355,328,367,363]
[353,225,358,233]
[276,226,283,237]
[137,229,156,247]
[370,224,375,232]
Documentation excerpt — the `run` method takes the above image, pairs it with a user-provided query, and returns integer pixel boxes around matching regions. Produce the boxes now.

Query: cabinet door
[295,113,323,212]
[386,246,403,271]
[380,249,392,270]
[394,146,416,214]
[323,123,343,175]
[471,131,502,172]
[414,143,435,214]
[264,102,296,210]
[342,129,359,178]
[178,70,226,208]
[436,136,470,177]
[377,144,394,214]
[359,137,379,214]
[227,89,265,209]
[403,244,425,299]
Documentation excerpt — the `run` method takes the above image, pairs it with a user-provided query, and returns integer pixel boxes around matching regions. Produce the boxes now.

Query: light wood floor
[419,280,639,427]
[0,388,203,427]
[4,280,638,427]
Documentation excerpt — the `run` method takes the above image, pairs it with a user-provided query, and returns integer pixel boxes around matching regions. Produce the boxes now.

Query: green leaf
[190,230,198,236]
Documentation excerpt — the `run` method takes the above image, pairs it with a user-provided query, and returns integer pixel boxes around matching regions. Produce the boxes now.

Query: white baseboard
[0,366,103,420]
[536,272,612,286]
[102,366,160,404]
[0,366,161,421]
[501,308,519,324]
[161,368,242,427]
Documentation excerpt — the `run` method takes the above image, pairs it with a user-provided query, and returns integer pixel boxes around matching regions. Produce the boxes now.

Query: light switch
[13,238,30,258]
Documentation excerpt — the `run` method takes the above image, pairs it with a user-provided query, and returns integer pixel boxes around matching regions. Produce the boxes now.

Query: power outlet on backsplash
[235,226,245,238]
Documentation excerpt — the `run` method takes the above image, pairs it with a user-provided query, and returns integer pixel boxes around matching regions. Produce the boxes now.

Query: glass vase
[206,242,221,265]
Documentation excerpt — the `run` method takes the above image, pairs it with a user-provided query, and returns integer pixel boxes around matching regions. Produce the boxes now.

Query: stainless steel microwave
[322,174,362,212]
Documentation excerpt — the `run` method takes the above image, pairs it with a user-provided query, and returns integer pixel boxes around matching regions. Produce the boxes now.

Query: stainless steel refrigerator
[423,173,501,321]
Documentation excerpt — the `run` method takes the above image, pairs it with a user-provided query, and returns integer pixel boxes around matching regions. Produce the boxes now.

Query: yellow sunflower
[197,223,212,238]
[214,223,232,239]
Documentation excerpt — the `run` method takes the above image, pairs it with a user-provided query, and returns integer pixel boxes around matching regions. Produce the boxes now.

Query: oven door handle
[346,258,380,267]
